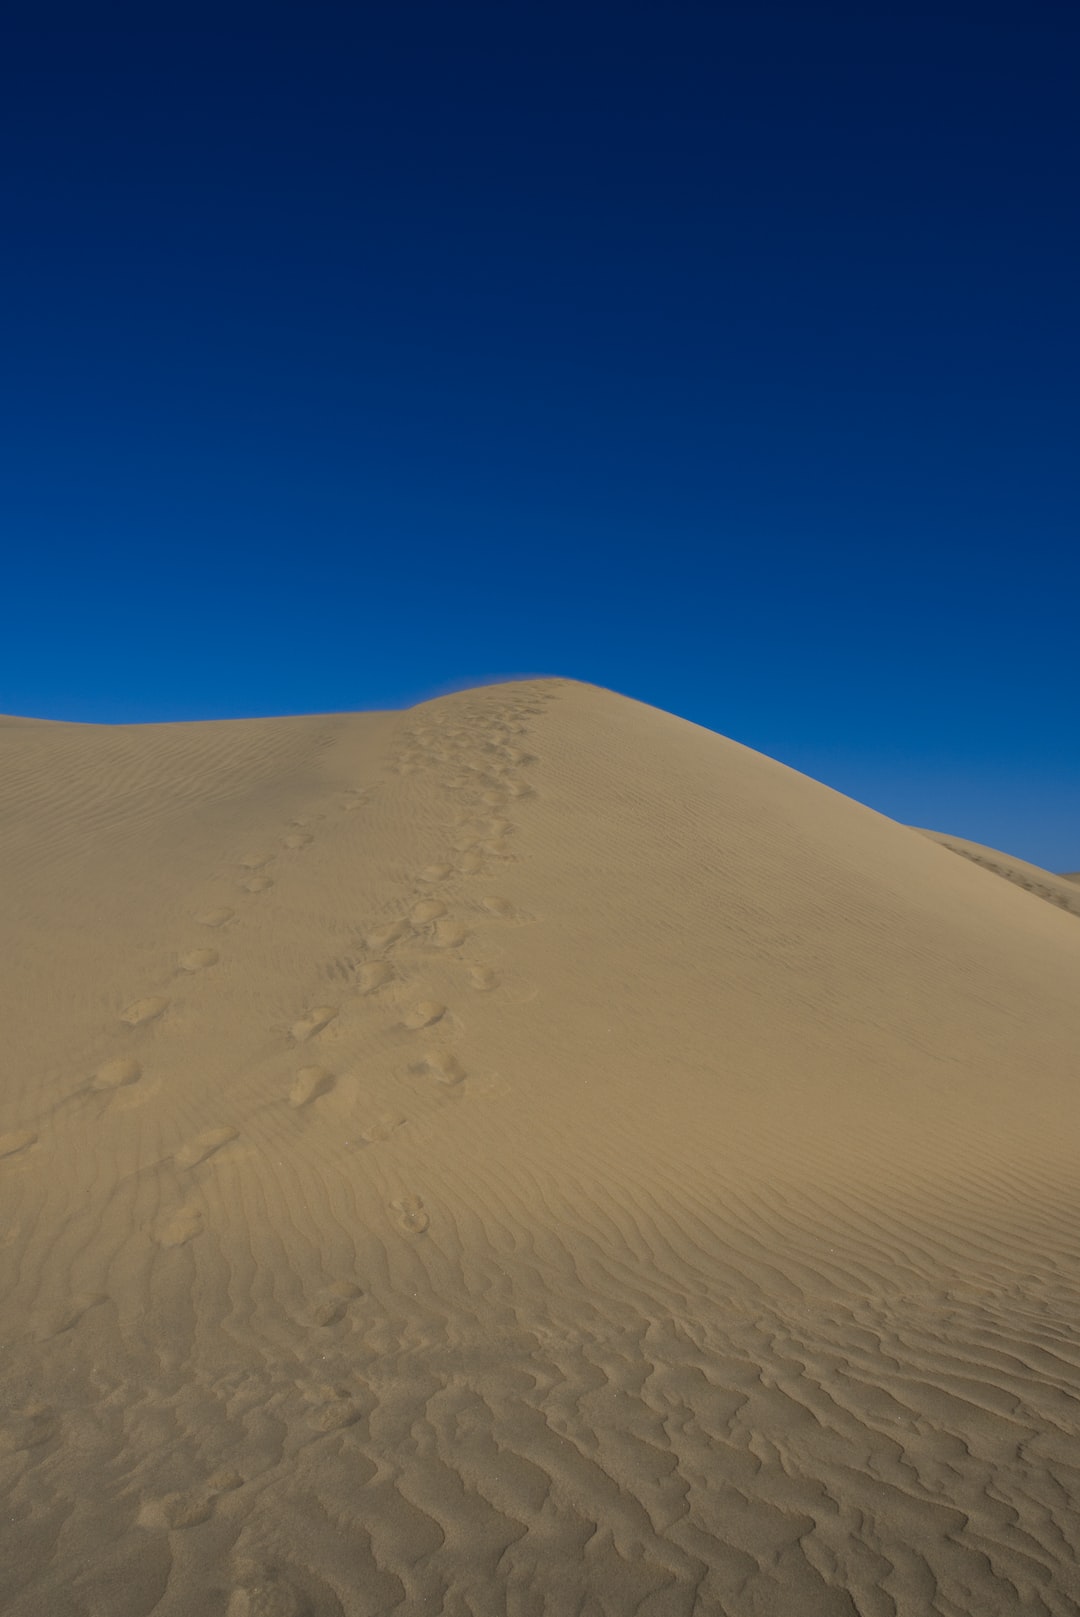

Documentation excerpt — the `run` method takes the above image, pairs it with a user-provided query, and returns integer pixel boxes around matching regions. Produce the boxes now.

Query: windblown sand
[2,678,1079,1616]
[916,829,1080,921]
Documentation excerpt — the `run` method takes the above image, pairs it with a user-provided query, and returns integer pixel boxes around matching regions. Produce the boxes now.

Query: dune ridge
[916,828,1080,920]
[2,678,1079,1616]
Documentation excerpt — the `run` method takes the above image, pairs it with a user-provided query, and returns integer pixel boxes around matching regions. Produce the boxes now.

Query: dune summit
[2,677,1079,1616]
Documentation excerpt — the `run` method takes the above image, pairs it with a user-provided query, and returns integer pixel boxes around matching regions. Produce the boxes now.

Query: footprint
[457,853,483,874]
[196,907,235,928]
[298,1378,364,1424]
[418,864,453,883]
[290,1006,338,1043]
[423,1050,465,1085]
[355,961,393,994]
[289,1066,334,1108]
[239,852,274,871]
[480,838,513,857]
[207,1467,244,1495]
[410,899,447,923]
[466,966,498,991]
[179,947,219,972]
[432,919,468,949]
[358,1113,405,1144]
[32,1291,108,1341]
[0,1405,56,1453]
[174,1126,238,1169]
[506,781,533,798]
[310,1282,362,1327]
[138,1492,214,1530]
[157,1206,204,1247]
[242,876,274,893]
[401,1000,446,1029]
[310,1399,362,1431]
[227,1569,307,1617]
[0,1129,39,1159]
[366,920,412,951]
[310,1300,346,1328]
[390,1193,430,1235]
[282,832,312,849]
[120,996,169,1027]
[480,896,515,918]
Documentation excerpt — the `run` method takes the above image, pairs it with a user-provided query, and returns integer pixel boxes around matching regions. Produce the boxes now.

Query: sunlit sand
[3,679,1078,1615]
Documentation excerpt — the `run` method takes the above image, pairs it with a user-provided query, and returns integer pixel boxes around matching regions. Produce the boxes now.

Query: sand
[915,829,1080,921]
[1,677,1078,1616]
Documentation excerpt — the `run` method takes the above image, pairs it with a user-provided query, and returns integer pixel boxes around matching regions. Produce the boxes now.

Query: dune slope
[915,828,1080,920]
[2,678,1079,1617]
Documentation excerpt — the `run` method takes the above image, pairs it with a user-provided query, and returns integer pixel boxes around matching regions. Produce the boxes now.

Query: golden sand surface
[2,678,1078,1616]
[916,830,1080,920]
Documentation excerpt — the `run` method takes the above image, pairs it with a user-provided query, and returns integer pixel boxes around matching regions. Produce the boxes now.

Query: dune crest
[2,678,1079,1615]
[917,827,1080,919]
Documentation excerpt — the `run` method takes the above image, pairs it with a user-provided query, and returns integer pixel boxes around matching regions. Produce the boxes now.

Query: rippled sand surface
[2,678,1079,1615]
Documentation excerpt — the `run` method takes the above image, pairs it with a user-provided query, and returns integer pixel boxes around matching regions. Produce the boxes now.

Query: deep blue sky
[3,4,1077,868]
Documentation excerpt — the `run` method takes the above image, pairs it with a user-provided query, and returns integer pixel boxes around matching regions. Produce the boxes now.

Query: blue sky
[3,5,1077,869]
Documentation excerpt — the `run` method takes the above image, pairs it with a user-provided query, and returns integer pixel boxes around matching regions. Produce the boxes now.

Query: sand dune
[916,828,1080,921]
[2,678,1079,1616]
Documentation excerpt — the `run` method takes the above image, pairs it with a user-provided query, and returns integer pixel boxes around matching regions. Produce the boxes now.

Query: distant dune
[2,678,1079,1616]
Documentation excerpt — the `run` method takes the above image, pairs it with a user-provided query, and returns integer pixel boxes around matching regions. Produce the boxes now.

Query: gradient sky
[3,5,1077,868]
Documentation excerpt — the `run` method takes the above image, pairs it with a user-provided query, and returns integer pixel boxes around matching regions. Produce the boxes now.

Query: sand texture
[2,678,1080,1616]
[916,829,1080,921]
